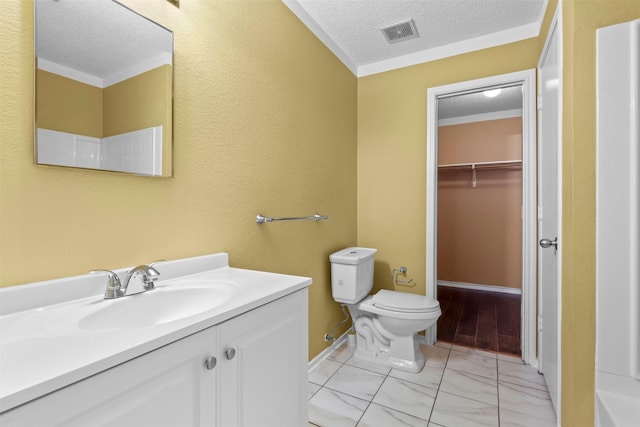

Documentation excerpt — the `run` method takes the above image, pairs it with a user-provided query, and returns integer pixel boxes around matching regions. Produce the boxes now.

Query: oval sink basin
[79,285,233,332]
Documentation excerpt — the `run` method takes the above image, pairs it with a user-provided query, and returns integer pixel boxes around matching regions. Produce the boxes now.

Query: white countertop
[0,254,311,413]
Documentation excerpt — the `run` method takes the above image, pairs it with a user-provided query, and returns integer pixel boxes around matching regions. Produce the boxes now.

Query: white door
[217,289,308,427]
[538,11,562,415]
[0,327,217,426]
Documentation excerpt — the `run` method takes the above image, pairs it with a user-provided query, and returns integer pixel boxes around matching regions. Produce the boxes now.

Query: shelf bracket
[472,164,477,188]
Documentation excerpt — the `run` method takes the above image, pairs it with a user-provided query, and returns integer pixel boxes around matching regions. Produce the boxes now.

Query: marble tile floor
[308,341,557,427]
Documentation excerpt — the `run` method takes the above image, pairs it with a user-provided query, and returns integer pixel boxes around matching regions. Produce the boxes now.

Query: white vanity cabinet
[1,289,308,427]
[217,288,308,426]
[1,326,218,426]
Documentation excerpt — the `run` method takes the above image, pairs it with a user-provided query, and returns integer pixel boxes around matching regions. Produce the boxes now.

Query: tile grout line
[495,358,558,426]
[437,348,504,415]
[309,348,354,427]
[328,347,399,426]
[354,345,451,426]
[327,347,433,426]
[425,345,451,424]
[321,367,386,405]
[352,364,390,427]
[316,343,552,427]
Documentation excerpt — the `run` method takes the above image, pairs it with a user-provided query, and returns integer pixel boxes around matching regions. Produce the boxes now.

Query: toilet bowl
[330,248,441,373]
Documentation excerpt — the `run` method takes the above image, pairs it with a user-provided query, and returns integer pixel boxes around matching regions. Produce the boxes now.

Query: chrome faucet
[90,261,163,299]
[123,264,161,293]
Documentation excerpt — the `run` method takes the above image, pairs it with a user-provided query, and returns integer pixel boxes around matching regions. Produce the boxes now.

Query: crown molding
[281,0,358,75]
[358,22,540,77]
[37,53,172,88]
[282,0,548,78]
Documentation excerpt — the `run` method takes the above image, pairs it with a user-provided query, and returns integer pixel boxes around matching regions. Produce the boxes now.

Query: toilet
[330,247,441,373]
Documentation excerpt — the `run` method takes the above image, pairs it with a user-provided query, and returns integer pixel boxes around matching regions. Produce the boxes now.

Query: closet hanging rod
[438,159,522,170]
[256,213,328,225]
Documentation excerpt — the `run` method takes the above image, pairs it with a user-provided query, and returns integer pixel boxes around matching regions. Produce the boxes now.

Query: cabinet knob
[225,348,236,360]
[204,356,217,370]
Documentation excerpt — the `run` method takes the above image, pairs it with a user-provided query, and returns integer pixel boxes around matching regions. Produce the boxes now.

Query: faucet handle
[145,260,164,288]
[89,269,124,299]
[147,260,164,279]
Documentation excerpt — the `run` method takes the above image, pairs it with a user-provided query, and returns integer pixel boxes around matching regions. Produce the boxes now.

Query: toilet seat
[371,290,439,313]
[358,291,441,320]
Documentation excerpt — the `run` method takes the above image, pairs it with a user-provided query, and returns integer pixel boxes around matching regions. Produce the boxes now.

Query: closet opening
[436,85,523,355]
[425,70,537,364]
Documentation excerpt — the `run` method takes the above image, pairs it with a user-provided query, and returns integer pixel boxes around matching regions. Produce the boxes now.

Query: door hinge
[537,95,543,110]
[538,316,543,332]
[538,206,543,220]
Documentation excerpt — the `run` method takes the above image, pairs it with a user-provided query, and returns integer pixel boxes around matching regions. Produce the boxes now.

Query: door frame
[537,3,563,418]
[426,69,538,366]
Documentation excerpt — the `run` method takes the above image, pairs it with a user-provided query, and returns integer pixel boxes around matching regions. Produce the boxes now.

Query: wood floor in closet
[436,285,521,356]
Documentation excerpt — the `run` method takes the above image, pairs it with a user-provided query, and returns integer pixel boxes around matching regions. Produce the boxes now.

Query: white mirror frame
[426,69,538,366]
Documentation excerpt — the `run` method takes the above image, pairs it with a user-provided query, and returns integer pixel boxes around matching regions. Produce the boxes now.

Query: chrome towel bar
[256,213,328,225]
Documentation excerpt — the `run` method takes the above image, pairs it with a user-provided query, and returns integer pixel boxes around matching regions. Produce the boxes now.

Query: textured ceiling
[283,0,547,76]
[36,0,172,86]
[36,0,533,118]
[438,85,523,120]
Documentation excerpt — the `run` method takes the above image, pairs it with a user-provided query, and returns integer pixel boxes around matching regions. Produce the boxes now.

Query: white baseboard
[438,280,522,295]
[308,328,353,372]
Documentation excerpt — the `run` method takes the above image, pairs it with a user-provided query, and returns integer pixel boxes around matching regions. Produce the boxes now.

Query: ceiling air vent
[381,19,419,44]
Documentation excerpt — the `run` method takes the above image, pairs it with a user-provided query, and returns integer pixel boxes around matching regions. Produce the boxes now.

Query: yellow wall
[357,1,639,426]
[0,0,356,360]
[5,0,640,423]
[560,1,639,425]
[36,69,103,137]
[357,39,539,298]
[103,65,173,175]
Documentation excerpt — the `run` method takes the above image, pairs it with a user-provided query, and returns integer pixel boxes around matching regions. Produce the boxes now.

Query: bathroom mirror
[35,0,173,177]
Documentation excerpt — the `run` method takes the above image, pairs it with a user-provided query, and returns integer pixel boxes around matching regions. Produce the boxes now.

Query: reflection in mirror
[35,0,173,176]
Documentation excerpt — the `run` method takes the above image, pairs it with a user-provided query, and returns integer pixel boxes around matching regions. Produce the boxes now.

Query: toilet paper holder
[392,266,414,286]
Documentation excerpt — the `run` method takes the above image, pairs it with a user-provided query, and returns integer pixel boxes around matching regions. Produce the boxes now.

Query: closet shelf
[438,160,522,170]
[438,160,522,188]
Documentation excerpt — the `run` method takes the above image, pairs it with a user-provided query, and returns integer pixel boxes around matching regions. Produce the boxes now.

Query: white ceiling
[36,0,172,88]
[282,0,547,77]
[438,85,523,122]
[36,0,535,118]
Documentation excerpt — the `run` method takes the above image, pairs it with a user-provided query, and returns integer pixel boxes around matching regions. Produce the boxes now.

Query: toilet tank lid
[372,290,439,312]
[329,247,377,265]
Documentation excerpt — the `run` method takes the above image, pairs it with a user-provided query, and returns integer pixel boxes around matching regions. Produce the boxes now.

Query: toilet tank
[329,247,377,304]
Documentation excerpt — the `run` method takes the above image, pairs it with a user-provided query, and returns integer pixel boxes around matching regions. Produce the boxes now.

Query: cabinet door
[218,289,308,427]
[1,327,217,427]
